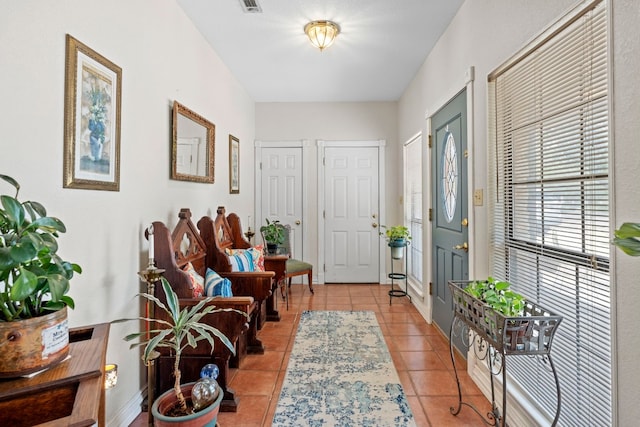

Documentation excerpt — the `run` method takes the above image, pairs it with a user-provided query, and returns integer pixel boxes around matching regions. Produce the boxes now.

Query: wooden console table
[0,323,110,427]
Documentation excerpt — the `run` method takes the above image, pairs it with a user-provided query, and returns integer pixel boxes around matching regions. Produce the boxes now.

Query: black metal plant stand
[447,280,563,427]
[388,243,412,304]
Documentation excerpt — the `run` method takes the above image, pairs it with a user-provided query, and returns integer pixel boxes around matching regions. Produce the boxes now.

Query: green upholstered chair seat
[286,259,313,274]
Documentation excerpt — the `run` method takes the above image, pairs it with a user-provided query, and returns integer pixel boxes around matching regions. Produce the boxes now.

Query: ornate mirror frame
[171,100,215,183]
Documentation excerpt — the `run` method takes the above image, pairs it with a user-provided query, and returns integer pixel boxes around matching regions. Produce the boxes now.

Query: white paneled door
[259,146,304,257]
[323,146,380,283]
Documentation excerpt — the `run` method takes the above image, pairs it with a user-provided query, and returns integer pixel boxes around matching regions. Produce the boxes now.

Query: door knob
[372,223,378,228]
[295,220,301,225]
[453,242,468,252]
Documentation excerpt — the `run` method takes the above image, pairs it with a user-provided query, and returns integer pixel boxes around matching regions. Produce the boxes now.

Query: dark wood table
[0,323,110,427]
[264,254,289,320]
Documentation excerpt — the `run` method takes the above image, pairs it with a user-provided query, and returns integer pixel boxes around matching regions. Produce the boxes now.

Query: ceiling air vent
[239,0,262,13]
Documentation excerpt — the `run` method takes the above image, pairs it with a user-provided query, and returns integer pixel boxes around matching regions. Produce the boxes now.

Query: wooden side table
[0,323,110,427]
[264,254,289,317]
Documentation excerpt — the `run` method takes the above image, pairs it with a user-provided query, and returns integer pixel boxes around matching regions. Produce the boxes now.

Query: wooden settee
[151,209,270,412]
[197,206,278,328]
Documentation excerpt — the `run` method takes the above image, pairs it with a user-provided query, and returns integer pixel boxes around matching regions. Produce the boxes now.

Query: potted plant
[612,222,640,256]
[115,278,245,426]
[380,225,411,259]
[260,218,285,254]
[0,174,82,377]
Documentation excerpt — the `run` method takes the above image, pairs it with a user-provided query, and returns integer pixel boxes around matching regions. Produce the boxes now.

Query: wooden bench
[198,206,278,328]
[151,210,269,412]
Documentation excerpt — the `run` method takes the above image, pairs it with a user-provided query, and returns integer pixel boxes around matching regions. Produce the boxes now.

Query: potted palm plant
[260,218,285,254]
[115,278,246,426]
[380,225,411,259]
[0,174,82,377]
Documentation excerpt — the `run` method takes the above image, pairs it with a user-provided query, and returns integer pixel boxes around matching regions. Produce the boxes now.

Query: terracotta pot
[151,382,222,427]
[0,307,69,378]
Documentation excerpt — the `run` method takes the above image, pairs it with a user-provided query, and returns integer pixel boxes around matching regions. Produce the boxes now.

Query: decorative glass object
[191,364,220,411]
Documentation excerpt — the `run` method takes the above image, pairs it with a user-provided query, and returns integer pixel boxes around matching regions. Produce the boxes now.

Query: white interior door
[259,147,304,258]
[323,145,380,283]
[176,137,200,175]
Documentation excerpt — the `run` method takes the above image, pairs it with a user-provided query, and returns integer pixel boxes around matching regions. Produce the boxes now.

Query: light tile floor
[130,284,492,426]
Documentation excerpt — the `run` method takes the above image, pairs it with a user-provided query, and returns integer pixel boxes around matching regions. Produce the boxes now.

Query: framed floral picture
[229,134,239,194]
[63,34,122,191]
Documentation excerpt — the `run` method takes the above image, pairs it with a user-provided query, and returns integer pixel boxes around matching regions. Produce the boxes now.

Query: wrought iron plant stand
[448,280,563,426]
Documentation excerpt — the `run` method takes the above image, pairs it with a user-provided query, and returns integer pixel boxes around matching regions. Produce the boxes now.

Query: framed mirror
[171,100,215,183]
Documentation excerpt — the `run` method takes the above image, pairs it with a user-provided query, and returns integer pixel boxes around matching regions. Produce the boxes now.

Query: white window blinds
[404,135,423,291]
[488,1,610,425]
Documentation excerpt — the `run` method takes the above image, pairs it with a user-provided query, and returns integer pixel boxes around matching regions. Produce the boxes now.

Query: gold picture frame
[171,101,215,183]
[63,34,122,191]
[229,135,239,194]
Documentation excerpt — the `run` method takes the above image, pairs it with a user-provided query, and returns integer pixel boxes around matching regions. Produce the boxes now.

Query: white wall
[0,1,256,424]
[255,102,399,277]
[398,0,640,425]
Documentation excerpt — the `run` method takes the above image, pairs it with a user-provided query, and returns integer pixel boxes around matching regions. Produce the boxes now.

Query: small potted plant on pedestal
[115,278,246,426]
[380,225,411,259]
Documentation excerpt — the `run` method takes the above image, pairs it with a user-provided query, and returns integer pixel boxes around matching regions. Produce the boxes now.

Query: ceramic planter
[0,307,69,378]
[151,382,223,427]
[388,238,407,259]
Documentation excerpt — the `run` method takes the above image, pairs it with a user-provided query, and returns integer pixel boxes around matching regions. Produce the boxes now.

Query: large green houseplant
[116,278,246,424]
[0,174,82,376]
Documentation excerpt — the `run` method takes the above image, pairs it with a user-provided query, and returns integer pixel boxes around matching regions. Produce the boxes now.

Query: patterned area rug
[273,311,416,426]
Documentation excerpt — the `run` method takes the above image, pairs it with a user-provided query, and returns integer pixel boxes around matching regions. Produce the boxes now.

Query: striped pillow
[227,250,255,272]
[205,268,233,297]
[226,246,264,272]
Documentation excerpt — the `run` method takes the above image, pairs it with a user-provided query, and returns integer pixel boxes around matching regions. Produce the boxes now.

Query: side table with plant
[0,174,82,377]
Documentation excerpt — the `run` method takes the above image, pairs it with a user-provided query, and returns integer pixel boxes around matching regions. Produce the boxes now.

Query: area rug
[272,310,416,426]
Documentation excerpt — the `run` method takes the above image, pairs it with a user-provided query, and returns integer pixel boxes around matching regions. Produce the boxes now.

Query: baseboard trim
[108,387,146,427]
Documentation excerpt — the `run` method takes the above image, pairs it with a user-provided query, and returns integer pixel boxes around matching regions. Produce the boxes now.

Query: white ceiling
[177,0,464,103]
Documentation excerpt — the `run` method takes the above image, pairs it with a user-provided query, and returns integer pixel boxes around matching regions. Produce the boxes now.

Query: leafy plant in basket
[464,277,525,318]
[0,174,82,321]
[379,225,412,245]
[114,278,248,418]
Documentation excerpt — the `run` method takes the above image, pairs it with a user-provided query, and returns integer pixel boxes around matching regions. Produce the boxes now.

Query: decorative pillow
[182,262,205,298]
[205,268,233,297]
[225,249,255,272]
[225,246,265,272]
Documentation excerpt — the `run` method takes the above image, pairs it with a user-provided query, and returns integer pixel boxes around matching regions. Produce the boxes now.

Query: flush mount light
[304,20,340,51]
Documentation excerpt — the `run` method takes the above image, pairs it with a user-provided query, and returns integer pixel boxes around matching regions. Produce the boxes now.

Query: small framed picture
[63,34,122,191]
[229,135,239,194]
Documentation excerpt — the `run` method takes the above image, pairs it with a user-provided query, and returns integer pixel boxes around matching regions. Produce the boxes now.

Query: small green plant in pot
[380,225,411,259]
[114,278,247,423]
[0,174,82,377]
[260,218,285,254]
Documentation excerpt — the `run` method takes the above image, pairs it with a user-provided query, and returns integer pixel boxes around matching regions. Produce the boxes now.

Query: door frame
[254,139,310,262]
[424,67,476,323]
[317,140,386,285]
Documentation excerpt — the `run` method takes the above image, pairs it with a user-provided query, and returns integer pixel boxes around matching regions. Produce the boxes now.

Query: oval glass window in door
[441,132,458,223]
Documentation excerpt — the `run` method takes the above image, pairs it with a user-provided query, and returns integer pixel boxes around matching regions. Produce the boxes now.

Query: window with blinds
[487,1,610,425]
[404,134,423,293]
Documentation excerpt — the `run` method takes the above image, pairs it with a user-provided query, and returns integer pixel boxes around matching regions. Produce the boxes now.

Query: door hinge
[323,157,325,166]
[464,149,469,158]
[428,134,432,148]
[323,263,326,272]
[429,282,433,295]
[259,162,262,170]
[429,208,433,221]
[323,210,325,219]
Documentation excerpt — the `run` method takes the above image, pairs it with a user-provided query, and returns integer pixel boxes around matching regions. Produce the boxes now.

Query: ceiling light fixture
[304,20,340,51]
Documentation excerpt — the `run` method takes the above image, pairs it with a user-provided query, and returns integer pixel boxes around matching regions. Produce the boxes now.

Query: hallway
[131,283,491,426]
